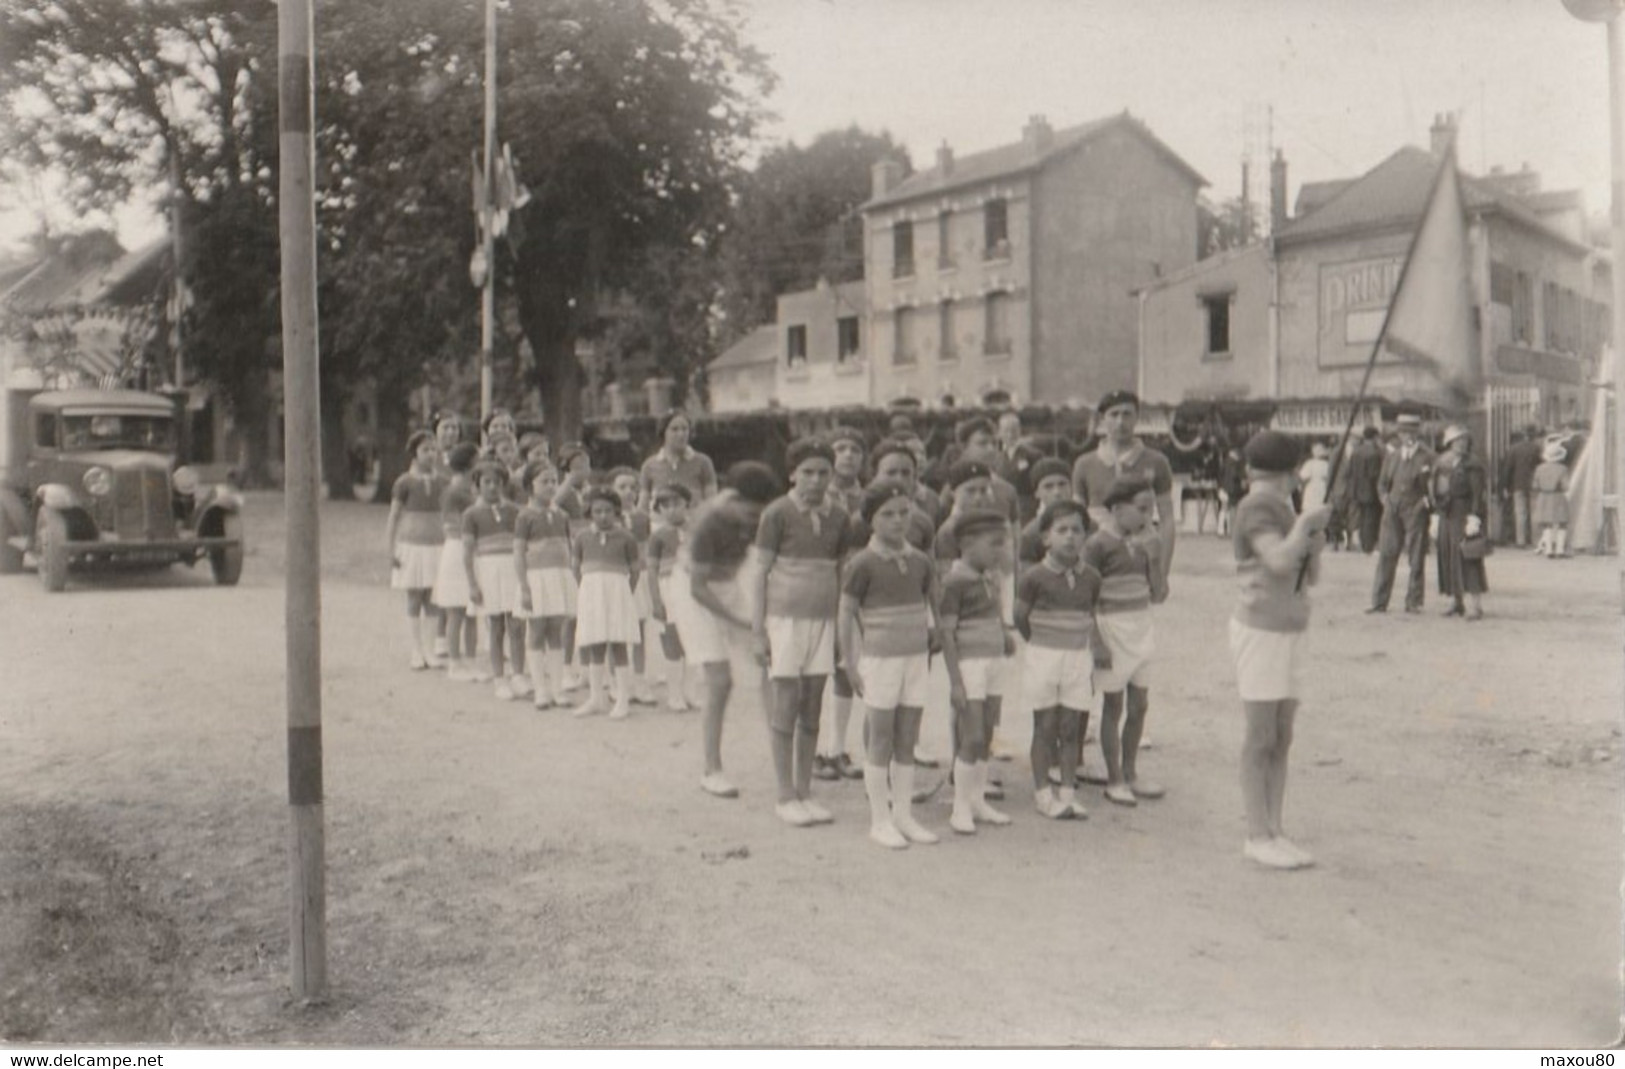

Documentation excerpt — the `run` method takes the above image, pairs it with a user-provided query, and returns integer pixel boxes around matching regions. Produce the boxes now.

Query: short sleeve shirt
[1083,528,1160,614]
[1071,441,1174,526]
[514,505,572,570]
[841,546,935,658]
[938,562,1006,660]
[1016,560,1102,650]
[393,472,445,545]
[640,448,718,502]
[462,500,520,556]
[1232,487,1309,633]
[755,495,850,619]
[576,526,639,578]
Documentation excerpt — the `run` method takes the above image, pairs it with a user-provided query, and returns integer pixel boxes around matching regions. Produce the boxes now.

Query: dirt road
[1,493,1619,1047]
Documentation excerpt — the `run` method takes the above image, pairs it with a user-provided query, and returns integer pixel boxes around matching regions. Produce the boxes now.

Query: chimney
[1429,112,1457,158]
[936,140,954,177]
[1269,149,1288,234]
[871,158,904,199]
[1022,114,1054,156]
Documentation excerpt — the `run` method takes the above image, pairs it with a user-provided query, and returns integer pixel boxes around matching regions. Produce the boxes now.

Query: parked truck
[0,380,244,591]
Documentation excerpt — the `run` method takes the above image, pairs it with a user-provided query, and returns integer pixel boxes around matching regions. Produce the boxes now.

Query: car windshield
[60,413,176,453]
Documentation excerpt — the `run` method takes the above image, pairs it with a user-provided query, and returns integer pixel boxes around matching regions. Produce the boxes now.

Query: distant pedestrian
[1297,441,1331,509]
[1368,415,1434,614]
[1347,427,1385,553]
[1431,426,1489,620]
[1532,442,1572,558]
[640,412,718,504]
[1506,425,1543,548]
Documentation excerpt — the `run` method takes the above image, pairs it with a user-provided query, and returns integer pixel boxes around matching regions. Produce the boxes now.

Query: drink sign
[1318,257,1405,368]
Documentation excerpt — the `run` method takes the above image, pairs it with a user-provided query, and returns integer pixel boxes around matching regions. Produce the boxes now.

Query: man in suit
[1368,414,1435,613]
[1346,426,1385,554]
[1505,424,1543,548]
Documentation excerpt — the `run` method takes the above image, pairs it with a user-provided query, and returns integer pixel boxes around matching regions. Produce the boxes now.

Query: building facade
[863,112,1205,411]
[706,280,869,414]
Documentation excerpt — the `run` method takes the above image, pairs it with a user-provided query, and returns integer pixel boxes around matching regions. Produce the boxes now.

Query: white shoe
[700,773,739,799]
[799,798,834,824]
[572,696,606,718]
[775,800,817,827]
[1272,837,1316,869]
[608,700,631,721]
[445,664,473,683]
[869,822,909,850]
[494,680,515,701]
[433,637,449,659]
[1058,787,1089,821]
[949,808,977,835]
[510,674,533,697]
[470,667,494,684]
[893,812,938,845]
[409,651,429,671]
[560,669,585,691]
[1244,837,1304,870]
[632,684,658,705]
[666,694,691,712]
[1034,788,1069,820]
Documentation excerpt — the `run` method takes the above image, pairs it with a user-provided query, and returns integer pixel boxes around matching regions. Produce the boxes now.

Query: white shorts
[472,554,524,617]
[391,542,442,591]
[1095,611,1154,692]
[524,566,578,619]
[1228,618,1307,702]
[1023,644,1093,710]
[857,653,930,710]
[957,656,1008,702]
[669,563,751,666]
[430,538,470,609]
[765,615,835,679]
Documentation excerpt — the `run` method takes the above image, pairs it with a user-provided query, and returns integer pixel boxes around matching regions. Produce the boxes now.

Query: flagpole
[1298,139,1462,590]
[479,0,496,425]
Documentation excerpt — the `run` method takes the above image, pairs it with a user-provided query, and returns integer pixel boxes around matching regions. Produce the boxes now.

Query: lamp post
[479,0,497,424]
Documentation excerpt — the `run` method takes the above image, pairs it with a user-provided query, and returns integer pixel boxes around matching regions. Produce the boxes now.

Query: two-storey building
[706,280,868,413]
[862,111,1206,410]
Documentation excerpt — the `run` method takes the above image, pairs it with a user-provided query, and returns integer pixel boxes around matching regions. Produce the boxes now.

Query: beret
[1096,389,1140,414]
[786,437,836,471]
[861,480,913,524]
[947,458,993,489]
[1029,457,1070,485]
[724,461,781,505]
[1101,476,1152,510]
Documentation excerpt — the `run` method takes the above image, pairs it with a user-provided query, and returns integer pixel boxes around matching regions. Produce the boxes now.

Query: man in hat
[1071,390,1177,577]
[1367,414,1435,614]
[1505,424,1543,548]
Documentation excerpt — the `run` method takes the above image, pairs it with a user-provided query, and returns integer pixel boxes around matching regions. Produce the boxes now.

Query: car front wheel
[210,513,244,586]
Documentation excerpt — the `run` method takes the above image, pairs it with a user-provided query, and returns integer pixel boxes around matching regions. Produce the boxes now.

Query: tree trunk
[231,386,274,489]
[370,383,411,505]
[319,365,355,502]
[518,287,582,446]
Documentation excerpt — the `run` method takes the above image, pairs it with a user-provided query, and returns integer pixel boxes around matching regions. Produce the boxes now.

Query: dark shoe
[836,753,864,780]
[812,755,841,782]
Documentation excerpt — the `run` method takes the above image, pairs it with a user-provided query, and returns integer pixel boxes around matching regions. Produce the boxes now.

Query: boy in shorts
[1019,458,1079,566]
[1084,477,1170,806]
[937,508,1016,833]
[671,461,780,799]
[752,438,850,827]
[1015,500,1103,819]
[1231,431,1330,870]
[839,483,940,850]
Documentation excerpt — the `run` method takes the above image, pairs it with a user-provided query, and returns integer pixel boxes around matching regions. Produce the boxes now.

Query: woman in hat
[1531,441,1572,558]
[1431,425,1489,619]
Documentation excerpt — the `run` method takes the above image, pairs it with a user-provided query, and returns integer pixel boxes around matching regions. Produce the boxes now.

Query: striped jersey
[938,561,1006,660]
[575,526,639,579]
[755,494,850,619]
[462,500,520,557]
[392,472,445,545]
[1082,527,1166,614]
[1016,559,1102,650]
[841,543,935,658]
[514,505,572,570]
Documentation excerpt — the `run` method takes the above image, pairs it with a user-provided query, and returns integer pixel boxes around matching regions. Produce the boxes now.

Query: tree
[1197,194,1259,258]
[717,126,910,346]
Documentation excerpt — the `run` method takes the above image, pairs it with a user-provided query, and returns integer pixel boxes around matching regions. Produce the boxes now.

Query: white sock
[611,665,632,711]
[952,758,976,825]
[863,763,893,830]
[529,647,549,698]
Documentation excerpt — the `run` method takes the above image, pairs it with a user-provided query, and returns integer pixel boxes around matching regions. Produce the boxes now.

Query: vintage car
[0,387,244,591]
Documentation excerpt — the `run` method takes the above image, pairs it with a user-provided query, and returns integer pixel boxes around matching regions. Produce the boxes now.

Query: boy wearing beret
[1019,457,1079,565]
[1231,431,1331,870]
[752,438,850,827]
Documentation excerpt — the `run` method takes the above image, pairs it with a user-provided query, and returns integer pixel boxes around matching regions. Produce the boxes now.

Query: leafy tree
[717,126,909,345]
[1197,193,1259,258]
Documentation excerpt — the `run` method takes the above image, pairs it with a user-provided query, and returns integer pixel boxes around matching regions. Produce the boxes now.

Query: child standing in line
[431,442,481,681]
[937,508,1016,834]
[1084,477,1170,806]
[385,431,446,671]
[828,426,868,519]
[1018,458,1077,566]
[752,438,850,828]
[611,465,660,705]
[839,483,940,850]
[515,462,576,709]
[463,462,527,700]
[669,462,781,799]
[1230,431,1330,871]
[1014,500,1103,820]
[553,443,591,690]
[571,487,643,720]
[645,485,696,711]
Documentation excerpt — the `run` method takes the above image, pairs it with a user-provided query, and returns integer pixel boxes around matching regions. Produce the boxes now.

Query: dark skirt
[1436,508,1488,597]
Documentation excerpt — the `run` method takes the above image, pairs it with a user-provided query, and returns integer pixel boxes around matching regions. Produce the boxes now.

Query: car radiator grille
[113,470,177,541]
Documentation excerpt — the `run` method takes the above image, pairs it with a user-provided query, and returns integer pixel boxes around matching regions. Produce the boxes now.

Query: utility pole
[277,0,327,1001]
[480,0,497,424]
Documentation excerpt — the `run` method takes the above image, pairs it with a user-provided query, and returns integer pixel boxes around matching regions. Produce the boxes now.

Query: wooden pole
[480,0,496,424]
[277,0,327,1002]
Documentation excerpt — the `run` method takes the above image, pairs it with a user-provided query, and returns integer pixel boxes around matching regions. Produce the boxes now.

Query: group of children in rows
[385,395,1331,870]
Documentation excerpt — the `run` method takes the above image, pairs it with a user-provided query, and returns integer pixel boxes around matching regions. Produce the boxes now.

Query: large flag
[1381,143,1481,406]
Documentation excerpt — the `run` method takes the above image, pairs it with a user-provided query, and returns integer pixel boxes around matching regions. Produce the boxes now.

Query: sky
[1,0,1615,256]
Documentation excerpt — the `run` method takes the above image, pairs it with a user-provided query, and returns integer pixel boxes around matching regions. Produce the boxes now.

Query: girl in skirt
[432,443,482,681]
[612,465,659,705]
[572,487,643,720]
[463,462,527,700]
[516,462,577,708]
[386,431,445,670]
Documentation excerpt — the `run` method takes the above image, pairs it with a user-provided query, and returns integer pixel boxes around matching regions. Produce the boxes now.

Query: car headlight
[83,467,112,497]
[172,466,199,495]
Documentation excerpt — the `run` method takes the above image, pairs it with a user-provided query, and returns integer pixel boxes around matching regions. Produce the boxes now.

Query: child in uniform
[515,462,576,708]
[1085,477,1170,806]
[1018,458,1076,566]
[839,483,940,850]
[645,484,696,711]
[1230,431,1330,871]
[1015,500,1103,819]
[611,465,660,705]
[937,508,1016,833]
[463,462,526,699]
[670,462,780,798]
[386,431,446,671]
[752,438,850,828]
[828,426,867,518]
[571,487,644,720]
[431,442,481,681]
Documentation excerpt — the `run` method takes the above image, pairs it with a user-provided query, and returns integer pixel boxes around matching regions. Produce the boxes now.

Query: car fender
[196,500,241,540]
